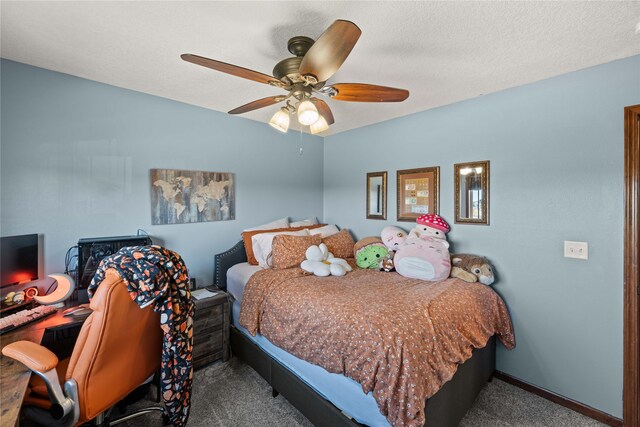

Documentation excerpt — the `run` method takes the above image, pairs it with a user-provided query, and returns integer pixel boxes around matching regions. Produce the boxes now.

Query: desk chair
[2,268,164,426]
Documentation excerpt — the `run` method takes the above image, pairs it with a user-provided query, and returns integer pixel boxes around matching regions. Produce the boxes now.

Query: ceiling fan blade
[181,54,280,86]
[314,99,335,125]
[329,83,409,102]
[228,96,283,115]
[299,20,361,83]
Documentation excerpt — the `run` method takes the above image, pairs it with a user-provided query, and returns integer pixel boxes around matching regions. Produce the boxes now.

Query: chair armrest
[2,341,58,372]
[2,341,74,421]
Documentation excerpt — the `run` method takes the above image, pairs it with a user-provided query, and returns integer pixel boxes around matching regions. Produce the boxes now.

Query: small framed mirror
[454,160,490,225]
[366,171,387,220]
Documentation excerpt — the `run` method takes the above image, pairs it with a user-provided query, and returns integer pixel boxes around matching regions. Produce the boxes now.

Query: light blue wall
[323,55,640,417]
[0,59,324,287]
[3,55,637,418]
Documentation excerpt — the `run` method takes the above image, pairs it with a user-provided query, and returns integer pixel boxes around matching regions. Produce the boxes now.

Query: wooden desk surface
[0,306,88,427]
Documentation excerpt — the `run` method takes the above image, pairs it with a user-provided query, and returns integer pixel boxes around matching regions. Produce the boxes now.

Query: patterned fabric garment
[88,245,194,427]
[240,268,515,427]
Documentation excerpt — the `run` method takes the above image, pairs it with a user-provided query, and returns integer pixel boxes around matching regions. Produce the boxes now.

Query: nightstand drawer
[194,323,222,344]
[193,326,223,359]
[194,304,224,326]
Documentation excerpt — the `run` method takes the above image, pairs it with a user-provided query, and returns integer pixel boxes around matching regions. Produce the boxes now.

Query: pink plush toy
[380,226,408,252]
[394,236,452,281]
[409,214,450,241]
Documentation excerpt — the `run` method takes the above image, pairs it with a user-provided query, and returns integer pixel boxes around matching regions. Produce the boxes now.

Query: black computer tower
[76,235,151,289]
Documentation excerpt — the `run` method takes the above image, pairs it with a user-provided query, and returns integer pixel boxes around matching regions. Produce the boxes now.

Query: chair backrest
[65,268,162,423]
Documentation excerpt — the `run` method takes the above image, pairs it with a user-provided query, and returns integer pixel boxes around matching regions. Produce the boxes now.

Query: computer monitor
[1,234,39,287]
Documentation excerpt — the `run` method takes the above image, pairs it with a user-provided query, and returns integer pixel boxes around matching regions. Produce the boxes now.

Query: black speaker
[76,235,151,289]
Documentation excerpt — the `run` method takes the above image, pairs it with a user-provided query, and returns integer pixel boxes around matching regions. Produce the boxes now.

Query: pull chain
[299,126,304,155]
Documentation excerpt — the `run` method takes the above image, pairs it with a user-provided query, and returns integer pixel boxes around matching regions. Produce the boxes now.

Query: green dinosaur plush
[354,237,389,269]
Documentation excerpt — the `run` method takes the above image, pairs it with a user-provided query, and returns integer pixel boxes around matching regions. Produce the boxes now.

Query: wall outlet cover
[564,241,589,260]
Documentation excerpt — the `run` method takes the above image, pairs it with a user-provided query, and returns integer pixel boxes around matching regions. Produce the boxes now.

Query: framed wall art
[397,166,440,221]
[150,168,235,225]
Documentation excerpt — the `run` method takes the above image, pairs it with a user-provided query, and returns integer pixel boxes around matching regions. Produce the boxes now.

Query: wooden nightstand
[192,287,230,370]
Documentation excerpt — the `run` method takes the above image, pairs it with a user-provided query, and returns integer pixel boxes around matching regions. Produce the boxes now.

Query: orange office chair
[2,268,164,426]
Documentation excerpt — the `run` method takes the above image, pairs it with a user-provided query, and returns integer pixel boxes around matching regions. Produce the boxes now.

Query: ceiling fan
[181,19,409,134]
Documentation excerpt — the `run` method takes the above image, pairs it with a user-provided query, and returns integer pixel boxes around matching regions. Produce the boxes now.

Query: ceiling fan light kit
[297,100,320,126]
[181,19,409,134]
[310,115,329,135]
[269,108,291,133]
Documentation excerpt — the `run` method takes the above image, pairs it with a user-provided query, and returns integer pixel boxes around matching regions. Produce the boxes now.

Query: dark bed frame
[214,241,496,427]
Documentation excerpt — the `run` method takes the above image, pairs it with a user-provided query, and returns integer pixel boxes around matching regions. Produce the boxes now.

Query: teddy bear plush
[408,214,450,241]
[394,236,452,281]
[354,237,389,269]
[450,254,495,285]
[301,243,352,277]
[380,226,408,253]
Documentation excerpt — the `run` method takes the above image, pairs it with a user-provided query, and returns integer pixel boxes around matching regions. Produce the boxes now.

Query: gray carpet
[126,358,605,426]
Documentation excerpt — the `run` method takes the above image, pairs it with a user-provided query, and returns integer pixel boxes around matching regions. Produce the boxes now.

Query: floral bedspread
[239,268,514,427]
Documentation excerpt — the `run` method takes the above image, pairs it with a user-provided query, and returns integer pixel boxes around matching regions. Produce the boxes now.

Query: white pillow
[290,217,318,227]
[243,217,289,233]
[309,224,340,238]
[252,229,310,268]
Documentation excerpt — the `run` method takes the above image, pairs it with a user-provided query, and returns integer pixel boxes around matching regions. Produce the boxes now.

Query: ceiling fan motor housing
[273,57,303,82]
[273,36,316,84]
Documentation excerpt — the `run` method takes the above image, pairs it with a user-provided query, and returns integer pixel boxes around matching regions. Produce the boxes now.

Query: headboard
[213,240,247,291]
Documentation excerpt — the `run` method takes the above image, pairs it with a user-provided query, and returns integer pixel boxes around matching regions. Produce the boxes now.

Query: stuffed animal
[380,226,408,253]
[409,214,450,241]
[394,236,451,281]
[450,254,495,285]
[301,243,352,277]
[379,253,395,272]
[354,237,389,269]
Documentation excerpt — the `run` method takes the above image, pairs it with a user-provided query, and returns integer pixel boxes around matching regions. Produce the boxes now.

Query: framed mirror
[366,171,387,220]
[397,166,440,221]
[454,160,490,225]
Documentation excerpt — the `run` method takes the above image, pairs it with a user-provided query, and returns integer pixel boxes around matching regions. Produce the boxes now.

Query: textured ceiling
[1,1,639,135]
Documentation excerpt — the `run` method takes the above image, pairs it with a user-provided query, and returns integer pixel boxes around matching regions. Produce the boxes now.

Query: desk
[0,306,88,427]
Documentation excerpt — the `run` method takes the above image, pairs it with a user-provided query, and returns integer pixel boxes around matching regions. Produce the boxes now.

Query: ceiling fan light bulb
[269,109,290,133]
[310,116,329,135]
[297,100,319,125]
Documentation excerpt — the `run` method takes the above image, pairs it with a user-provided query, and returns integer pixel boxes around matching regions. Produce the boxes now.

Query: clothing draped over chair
[88,245,194,427]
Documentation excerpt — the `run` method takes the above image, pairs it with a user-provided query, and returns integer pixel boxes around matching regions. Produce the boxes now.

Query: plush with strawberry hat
[408,214,450,241]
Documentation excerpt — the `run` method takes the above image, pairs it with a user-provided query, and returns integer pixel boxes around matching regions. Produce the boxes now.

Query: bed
[214,240,513,427]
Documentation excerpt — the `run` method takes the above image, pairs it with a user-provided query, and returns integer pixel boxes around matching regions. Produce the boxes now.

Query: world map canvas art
[150,169,235,225]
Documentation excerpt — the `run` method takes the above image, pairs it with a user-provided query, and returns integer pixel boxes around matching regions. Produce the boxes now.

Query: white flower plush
[300,243,352,277]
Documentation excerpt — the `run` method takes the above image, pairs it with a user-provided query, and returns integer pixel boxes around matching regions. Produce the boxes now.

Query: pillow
[242,223,327,265]
[323,229,355,259]
[242,227,289,265]
[243,217,289,232]
[309,224,340,238]
[252,229,310,268]
[290,217,318,227]
[271,234,322,269]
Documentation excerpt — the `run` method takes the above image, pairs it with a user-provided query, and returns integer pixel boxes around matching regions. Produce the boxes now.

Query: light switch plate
[564,241,588,260]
